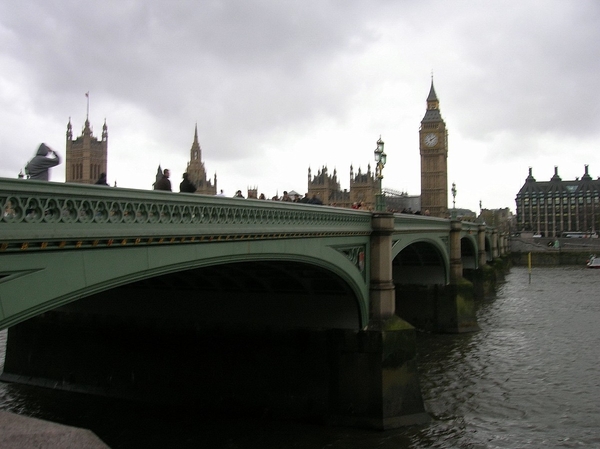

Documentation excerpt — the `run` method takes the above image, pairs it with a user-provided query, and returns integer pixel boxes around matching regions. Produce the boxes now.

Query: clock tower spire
[419,79,448,218]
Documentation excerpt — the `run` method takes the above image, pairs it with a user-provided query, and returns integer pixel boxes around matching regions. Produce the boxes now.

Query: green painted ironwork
[0,179,372,252]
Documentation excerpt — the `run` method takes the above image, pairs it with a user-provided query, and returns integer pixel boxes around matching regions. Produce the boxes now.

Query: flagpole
[85,92,90,120]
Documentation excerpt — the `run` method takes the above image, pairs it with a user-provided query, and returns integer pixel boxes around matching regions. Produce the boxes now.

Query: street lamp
[374,136,386,211]
[479,200,485,223]
[451,182,457,218]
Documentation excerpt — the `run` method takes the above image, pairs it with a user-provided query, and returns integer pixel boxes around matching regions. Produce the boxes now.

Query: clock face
[424,133,438,147]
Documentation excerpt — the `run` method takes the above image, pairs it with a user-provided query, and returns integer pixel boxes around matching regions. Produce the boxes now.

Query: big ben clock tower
[419,80,448,218]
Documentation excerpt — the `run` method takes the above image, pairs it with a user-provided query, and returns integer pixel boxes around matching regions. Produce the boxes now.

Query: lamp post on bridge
[374,136,387,212]
[451,182,457,219]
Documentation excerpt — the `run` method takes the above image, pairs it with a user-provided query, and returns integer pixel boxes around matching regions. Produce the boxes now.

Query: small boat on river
[586,255,600,268]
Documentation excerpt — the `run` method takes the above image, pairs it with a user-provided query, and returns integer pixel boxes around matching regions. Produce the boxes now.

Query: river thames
[1,265,599,448]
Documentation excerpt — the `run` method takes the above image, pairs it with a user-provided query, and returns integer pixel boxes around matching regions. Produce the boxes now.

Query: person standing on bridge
[154,168,172,191]
[95,173,109,186]
[25,143,60,181]
[179,172,196,193]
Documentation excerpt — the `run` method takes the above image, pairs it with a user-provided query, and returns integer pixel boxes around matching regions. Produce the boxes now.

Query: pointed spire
[153,165,163,188]
[427,78,438,102]
[190,124,201,161]
[66,117,72,139]
[102,118,108,141]
[83,117,92,137]
[423,77,442,120]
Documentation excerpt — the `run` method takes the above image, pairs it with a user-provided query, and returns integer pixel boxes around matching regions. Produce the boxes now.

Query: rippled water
[412,266,600,448]
[1,266,599,448]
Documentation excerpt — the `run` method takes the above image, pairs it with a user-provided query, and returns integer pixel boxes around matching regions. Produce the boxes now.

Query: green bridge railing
[0,178,372,253]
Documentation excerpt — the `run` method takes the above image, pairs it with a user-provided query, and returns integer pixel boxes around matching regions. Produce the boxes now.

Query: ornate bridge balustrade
[1,178,371,253]
[0,178,505,430]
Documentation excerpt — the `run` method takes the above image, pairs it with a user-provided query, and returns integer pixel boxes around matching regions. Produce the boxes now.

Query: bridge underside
[392,241,447,285]
[75,260,363,331]
[392,241,479,333]
[2,260,354,419]
[2,259,428,428]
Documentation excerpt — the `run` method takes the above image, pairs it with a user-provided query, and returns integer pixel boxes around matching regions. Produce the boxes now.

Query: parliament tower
[185,124,217,195]
[65,118,108,184]
[419,80,448,218]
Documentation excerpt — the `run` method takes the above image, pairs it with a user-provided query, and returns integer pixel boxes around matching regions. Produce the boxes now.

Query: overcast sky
[1,0,599,212]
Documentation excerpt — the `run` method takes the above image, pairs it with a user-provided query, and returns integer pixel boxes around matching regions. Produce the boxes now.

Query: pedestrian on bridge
[308,194,323,205]
[25,143,60,181]
[95,173,109,186]
[154,169,172,191]
[179,172,196,193]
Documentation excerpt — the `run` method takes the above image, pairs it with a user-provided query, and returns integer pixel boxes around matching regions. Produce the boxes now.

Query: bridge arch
[0,237,370,330]
[391,237,449,285]
[460,234,479,269]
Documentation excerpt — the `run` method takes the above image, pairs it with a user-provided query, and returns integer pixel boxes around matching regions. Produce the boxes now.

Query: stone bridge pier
[328,213,429,429]
[325,216,507,428]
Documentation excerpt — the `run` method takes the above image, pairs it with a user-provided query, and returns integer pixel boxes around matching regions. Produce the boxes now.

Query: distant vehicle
[587,255,600,268]
[562,232,598,238]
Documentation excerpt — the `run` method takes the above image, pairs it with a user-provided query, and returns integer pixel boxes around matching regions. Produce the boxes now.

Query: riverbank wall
[510,237,600,266]
[0,410,109,449]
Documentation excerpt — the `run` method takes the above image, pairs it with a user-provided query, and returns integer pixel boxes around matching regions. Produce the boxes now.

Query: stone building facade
[65,118,108,184]
[307,165,381,209]
[479,208,512,235]
[516,166,600,237]
[349,164,380,208]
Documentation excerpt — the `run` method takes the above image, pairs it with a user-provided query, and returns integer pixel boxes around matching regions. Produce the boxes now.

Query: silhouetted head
[36,143,51,156]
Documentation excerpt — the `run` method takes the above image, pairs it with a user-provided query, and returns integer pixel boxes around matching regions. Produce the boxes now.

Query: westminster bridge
[0,178,507,429]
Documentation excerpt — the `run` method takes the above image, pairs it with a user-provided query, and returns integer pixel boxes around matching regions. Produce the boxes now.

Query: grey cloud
[2,0,600,211]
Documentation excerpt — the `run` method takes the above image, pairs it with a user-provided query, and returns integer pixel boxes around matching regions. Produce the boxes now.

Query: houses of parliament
[65,120,217,196]
[64,81,451,217]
